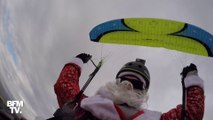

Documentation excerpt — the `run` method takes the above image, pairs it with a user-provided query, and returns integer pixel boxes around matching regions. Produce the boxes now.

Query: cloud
[1,0,213,119]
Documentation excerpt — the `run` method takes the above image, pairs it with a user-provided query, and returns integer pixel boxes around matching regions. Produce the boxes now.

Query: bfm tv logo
[7,100,24,114]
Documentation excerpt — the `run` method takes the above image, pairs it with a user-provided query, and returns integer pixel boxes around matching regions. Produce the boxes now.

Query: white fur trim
[81,95,120,120]
[69,57,84,69]
[184,71,204,89]
[81,94,162,120]
[134,109,162,120]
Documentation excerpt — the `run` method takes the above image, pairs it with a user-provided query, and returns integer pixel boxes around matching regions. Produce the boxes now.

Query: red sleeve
[161,86,205,120]
[54,63,82,108]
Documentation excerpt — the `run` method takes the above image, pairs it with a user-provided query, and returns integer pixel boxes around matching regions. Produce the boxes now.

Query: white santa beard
[96,81,149,110]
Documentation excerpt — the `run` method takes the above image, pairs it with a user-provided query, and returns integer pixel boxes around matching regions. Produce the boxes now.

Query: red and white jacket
[54,58,205,120]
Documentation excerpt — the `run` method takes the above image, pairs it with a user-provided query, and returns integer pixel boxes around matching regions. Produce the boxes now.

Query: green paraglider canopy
[89,18,213,57]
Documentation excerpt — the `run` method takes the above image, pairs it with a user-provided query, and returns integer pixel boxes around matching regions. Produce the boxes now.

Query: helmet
[116,58,150,90]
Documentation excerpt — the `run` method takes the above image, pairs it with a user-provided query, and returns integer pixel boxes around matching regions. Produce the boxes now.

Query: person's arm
[161,64,205,120]
[54,53,91,108]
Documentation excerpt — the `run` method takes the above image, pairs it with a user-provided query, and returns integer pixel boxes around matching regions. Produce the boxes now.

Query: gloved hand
[180,63,197,80]
[76,53,92,63]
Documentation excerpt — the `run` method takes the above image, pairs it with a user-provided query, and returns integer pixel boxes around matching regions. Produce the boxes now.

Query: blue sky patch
[3,8,18,64]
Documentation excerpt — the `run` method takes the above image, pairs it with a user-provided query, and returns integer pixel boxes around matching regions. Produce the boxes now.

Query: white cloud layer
[1,0,213,119]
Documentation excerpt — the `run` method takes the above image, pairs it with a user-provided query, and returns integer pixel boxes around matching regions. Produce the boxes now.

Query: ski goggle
[119,76,144,90]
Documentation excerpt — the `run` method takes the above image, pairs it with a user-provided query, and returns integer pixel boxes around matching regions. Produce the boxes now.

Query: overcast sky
[1,0,213,119]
